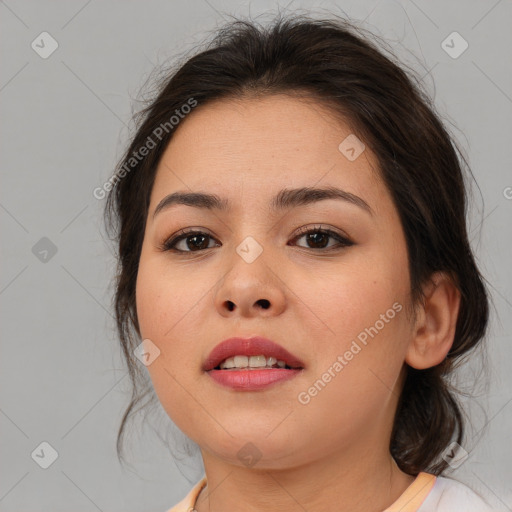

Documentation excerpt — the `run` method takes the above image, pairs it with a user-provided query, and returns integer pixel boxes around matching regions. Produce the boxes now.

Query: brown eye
[162,230,220,253]
[161,226,353,254]
[290,226,353,251]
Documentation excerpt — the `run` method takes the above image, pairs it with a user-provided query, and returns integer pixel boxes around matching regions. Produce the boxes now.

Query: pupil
[308,232,328,248]
[188,235,209,250]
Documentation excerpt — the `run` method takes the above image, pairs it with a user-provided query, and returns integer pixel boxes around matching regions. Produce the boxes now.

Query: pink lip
[203,336,305,391]
[203,336,305,371]
[207,368,302,390]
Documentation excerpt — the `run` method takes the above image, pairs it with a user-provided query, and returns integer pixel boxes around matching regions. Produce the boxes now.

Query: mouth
[203,336,305,390]
[203,336,305,372]
[215,354,299,370]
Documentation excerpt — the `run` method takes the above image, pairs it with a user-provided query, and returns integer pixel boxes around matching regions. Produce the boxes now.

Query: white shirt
[417,476,494,511]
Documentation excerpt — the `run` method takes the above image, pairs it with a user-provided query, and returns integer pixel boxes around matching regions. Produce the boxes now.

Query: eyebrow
[152,186,373,219]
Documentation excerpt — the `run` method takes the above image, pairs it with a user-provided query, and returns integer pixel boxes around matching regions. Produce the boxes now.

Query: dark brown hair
[104,13,490,475]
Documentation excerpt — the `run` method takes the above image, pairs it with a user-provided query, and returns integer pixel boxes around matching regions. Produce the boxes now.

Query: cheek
[136,254,202,344]
[289,247,411,390]
[291,271,408,445]
[294,259,407,340]
[135,262,166,341]
[135,255,204,430]
[135,252,214,387]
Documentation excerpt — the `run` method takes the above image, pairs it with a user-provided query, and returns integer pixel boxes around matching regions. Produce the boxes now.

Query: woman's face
[136,94,415,469]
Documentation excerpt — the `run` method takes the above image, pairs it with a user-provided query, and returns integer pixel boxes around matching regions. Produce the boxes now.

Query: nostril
[256,299,270,309]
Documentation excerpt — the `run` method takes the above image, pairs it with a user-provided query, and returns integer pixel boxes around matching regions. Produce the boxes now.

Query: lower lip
[206,368,302,390]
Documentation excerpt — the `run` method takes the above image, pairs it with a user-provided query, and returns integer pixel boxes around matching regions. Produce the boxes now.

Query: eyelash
[159,225,354,254]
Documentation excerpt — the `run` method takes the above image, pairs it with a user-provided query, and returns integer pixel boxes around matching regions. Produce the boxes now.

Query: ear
[405,272,461,370]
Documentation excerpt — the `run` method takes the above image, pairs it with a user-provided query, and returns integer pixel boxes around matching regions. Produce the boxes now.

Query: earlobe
[405,272,461,370]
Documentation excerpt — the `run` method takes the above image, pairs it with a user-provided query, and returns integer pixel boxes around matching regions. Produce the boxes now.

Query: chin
[201,426,304,467]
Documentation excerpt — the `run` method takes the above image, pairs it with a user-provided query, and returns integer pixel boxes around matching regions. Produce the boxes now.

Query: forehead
[151,94,385,212]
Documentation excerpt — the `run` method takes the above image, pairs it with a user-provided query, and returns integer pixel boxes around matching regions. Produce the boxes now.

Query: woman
[105,14,493,512]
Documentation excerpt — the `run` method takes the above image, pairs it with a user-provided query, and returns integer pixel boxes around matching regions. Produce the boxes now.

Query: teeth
[219,355,287,370]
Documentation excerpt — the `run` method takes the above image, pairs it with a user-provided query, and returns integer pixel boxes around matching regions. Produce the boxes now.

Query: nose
[213,247,287,318]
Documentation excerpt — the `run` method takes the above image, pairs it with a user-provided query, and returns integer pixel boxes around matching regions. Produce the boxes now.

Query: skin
[135,94,461,512]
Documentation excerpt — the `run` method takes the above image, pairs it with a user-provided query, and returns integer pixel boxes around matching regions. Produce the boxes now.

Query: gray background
[1,0,511,511]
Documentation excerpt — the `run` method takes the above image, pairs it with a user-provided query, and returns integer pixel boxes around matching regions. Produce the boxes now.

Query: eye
[289,225,354,251]
[160,225,354,254]
[160,229,220,253]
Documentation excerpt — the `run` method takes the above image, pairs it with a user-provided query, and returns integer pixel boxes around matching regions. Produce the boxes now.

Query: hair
[104,12,490,475]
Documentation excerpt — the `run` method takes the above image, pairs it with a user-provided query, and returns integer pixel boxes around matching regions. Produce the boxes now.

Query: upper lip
[203,336,305,371]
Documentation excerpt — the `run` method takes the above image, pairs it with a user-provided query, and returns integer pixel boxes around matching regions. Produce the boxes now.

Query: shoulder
[165,476,207,512]
[418,475,494,512]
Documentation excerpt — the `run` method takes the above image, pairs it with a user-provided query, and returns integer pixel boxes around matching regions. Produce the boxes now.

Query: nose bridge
[228,208,276,266]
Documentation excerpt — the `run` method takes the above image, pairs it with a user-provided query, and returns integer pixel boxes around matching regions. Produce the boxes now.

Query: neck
[194,445,415,512]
